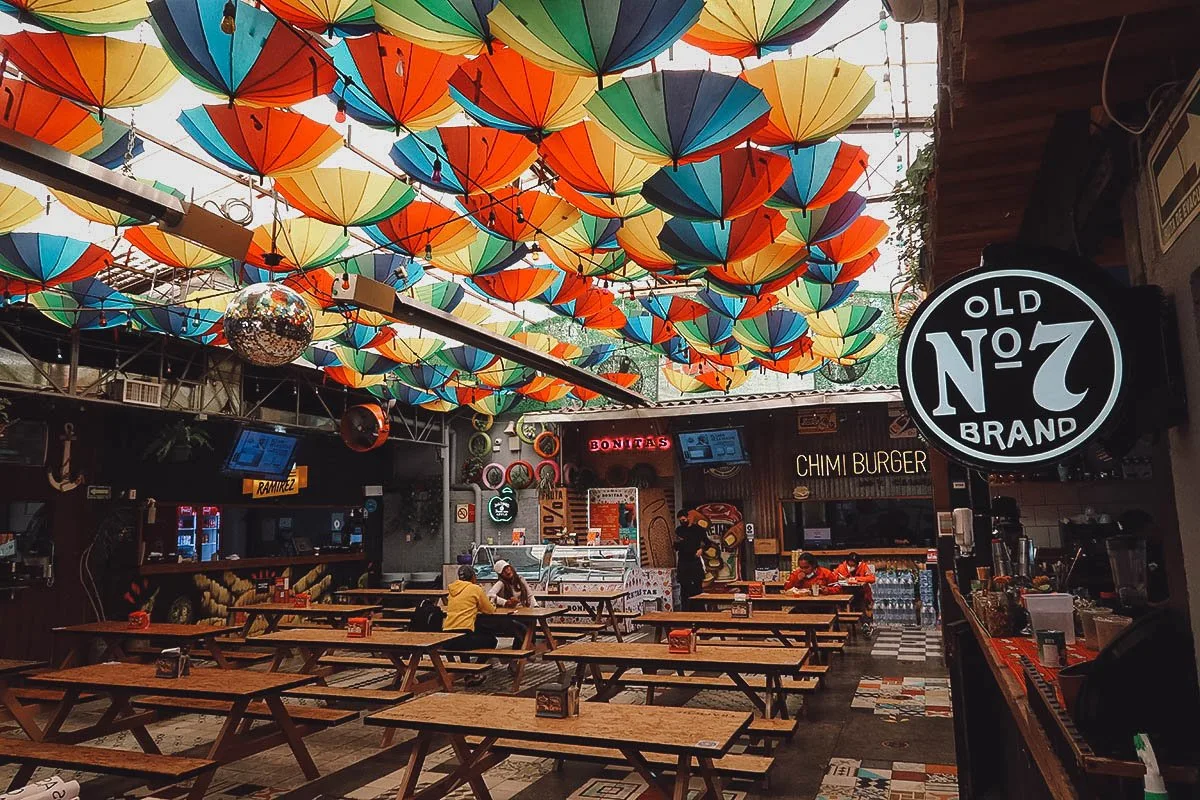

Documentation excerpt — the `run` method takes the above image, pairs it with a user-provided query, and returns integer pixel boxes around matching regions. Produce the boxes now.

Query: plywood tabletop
[249,629,461,650]
[239,603,381,615]
[484,606,567,619]
[365,692,750,756]
[31,663,315,698]
[54,622,241,638]
[692,592,855,604]
[336,588,447,598]
[544,641,809,671]
[635,611,836,628]
[0,659,44,677]
[533,590,632,601]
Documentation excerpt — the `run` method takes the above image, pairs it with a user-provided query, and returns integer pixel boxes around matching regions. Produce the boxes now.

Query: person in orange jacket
[834,551,877,606]
[784,552,837,594]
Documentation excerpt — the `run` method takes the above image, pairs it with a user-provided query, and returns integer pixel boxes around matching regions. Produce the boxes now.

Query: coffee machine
[990,496,1036,584]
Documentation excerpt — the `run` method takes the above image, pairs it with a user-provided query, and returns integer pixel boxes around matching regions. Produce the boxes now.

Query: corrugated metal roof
[526,386,903,423]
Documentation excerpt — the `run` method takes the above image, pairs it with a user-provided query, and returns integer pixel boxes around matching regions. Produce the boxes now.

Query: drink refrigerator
[176,505,220,562]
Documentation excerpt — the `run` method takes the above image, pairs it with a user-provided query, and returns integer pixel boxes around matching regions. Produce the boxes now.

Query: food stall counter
[139,552,365,576]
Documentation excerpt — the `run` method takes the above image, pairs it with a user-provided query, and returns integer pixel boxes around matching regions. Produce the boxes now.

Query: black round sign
[899,257,1125,471]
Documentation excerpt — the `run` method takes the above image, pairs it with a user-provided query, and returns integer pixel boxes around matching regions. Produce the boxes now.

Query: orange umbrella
[807,247,880,284]
[706,242,809,290]
[178,105,341,177]
[124,226,230,269]
[810,216,888,265]
[615,209,679,272]
[363,201,477,259]
[469,267,560,304]
[463,188,579,242]
[742,57,875,148]
[448,47,594,139]
[0,78,102,154]
[554,181,651,219]
[520,375,573,403]
[571,371,639,401]
[330,33,463,132]
[581,303,627,331]
[390,125,538,196]
[550,286,616,319]
[538,119,658,197]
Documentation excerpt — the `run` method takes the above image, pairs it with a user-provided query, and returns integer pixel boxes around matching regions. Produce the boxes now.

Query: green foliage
[889,142,934,293]
[142,419,213,462]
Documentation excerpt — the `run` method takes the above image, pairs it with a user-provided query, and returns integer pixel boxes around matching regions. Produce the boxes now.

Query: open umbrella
[642,147,790,222]
[259,0,374,35]
[663,362,748,393]
[330,347,403,376]
[0,233,112,286]
[0,184,41,233]
[330,33,462,132]
[571,370,639,401]
[125,226,230,270]
[0,0,147,34]
[26,285,129,329]
[372,0,497,55]
[554,181,651,220]
[478,358,534,389]
[364,201,476,259]
[586,70,770,167]
[53,179,181,228]
[754,344,823,373]
[806,248,879,284]
[376,381,441,406]
[407,280,465,312]
[809,304,881,338]
[468,391,519,416]
[553,214,622,253]
[549,286,615,321]
[482,319,525,337]
[743,57,874,148]
[579,303,626,331]
[510,331,558,354]
[615,209,681,273]
[468,267,558,303]
[274,168,415,228]
[768,139,868,211]
[598,261,649,283]
[775,275,857,314]
[0,78,102,154]
[375,335,443,364]
[450,301,492,326]
[682,0,849,58]
[246,217,348,271]
[463,188,579,242]
[658,208,784,267]
[810,216,888,265]
[332,252,425,292]
[573,342,616,368]
[437,344,498,373]
[0,32,178,116]
[488,0,703,80]
[780,191,865,246]
[390,125,537,195]
[621,314,675,345]
[640,293,706,323]
[693,288,776,320]
[449,47,593,138]
[538,119,658,198]
[521,376,572,403]
[324,366,384,389]
[430,231,527,275]
[539,238,626,278]
[811,330,887,364]
[331,317,394,349]
[532,270,590,305]
[149,0,336,106]
[81,117,143,169]
[674,312,734,352]
[705,241,808,291]
[133,303,223,340]
[731,307,809,356]
[179,105,342,177]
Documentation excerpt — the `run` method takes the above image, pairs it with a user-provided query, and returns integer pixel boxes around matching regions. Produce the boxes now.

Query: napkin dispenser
[731,592,752,618]
[535,681,579,718]
[155,647,190,678]
[668,628,697,653]
[346,616,372,638]
[127,611,150,630]
[747,581,765,598]
[292,592,310,608]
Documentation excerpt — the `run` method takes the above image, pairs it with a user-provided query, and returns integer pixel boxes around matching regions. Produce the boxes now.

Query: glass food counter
[471,544,552,584]
[545,545,637,585]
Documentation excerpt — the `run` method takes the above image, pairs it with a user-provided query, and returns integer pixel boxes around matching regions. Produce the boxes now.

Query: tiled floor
[870,627,944,662]
[851,677,953,719]
[814,757,959,800]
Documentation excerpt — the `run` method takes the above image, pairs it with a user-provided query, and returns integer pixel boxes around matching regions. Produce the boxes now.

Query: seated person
[483,559,537,662]
[784,552,837,594]
[834,551,877,623]
[442,565,498,686]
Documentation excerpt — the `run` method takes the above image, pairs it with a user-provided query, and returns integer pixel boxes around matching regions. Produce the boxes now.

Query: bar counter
[139,552,365,576]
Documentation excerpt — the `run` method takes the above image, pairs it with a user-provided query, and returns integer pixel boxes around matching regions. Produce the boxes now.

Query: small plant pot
[169,444,193,463]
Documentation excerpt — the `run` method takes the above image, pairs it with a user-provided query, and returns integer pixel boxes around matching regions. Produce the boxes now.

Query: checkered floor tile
[567,777,746,800]
[851,677,953,719]
[870,627,943,662]
[815,757,958,800]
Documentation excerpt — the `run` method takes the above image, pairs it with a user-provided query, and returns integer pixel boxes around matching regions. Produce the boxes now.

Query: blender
[1105,535,1148,614]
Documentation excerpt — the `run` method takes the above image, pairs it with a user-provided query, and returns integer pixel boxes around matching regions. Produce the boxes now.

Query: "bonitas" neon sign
[588,436,671,452]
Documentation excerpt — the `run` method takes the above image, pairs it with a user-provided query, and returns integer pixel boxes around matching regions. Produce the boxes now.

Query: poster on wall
[1148,70,1200,253]
[694,502,744,584]
[587,487,638,546]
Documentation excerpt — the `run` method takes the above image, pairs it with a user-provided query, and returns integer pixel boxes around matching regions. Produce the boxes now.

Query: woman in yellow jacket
[442,565,498,685]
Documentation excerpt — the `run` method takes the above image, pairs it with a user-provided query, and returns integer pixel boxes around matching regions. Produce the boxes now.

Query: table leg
[406,735,501,800]
[39,687,82,741]
[696,756,724,800]
[55,640,85,668]
[537,620,566,676]
[589,665,627,703]
[725,672,767,716]
[264,613,283,634]
[298,645,326,676]
[512,624,536,693]
[0,680,45,741]
[448,735,495,800]
[602,599,624,643]
[400,653,423,692]
[769,628,796,647]
[263,695,320,780]
[770,674,790,720]
[426,651,454,693]
[204,637,234,670]
[618,748,669,795]
[671,753,692,800]
[395,729,431,800]
[239,612,259,638]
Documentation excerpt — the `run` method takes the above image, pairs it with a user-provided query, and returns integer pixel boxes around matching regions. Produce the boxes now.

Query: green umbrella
[775,276,856,315]
[808,305,880,339]
[405,280,464,312]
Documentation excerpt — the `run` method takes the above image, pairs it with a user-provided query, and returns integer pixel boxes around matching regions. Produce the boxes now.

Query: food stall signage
[587,435,671,452]
[488,487,517,524]
[899,250,1125,471]
[796,450,929,477]
[242,466,308,499]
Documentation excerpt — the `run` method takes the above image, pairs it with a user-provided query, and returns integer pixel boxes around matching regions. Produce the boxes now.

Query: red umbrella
[581,304,627,331]
[463,188,579,242]
[178,105,341,177]
[363,201,477,259]
[0,78,101,154]
[469,267,560,303]
[572,371,639,401]
[330,33,463,132]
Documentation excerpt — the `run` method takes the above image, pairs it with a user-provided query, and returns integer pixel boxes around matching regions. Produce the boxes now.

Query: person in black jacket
[674,510,707,610]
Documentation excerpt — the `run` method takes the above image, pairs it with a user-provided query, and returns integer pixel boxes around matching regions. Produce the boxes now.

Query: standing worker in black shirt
[674,510,707,610]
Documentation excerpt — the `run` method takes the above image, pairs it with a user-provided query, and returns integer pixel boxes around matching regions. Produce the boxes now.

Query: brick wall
[991,480,1172,549]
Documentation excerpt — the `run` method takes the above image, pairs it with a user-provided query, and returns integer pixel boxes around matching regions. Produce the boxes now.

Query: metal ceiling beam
[333,275,653,407]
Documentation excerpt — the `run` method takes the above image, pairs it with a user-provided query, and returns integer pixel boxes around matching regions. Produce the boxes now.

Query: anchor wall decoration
[48,422,84,493]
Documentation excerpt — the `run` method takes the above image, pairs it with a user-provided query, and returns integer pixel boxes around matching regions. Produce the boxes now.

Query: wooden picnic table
[545,641,809,719]
[724,581,788,592]
[477,606,569,688]
[25,663,326,798]
[335,588,447,603]
[533,589,633,641]
[248,628,462,693]
[53,621,243,669]
[692,592,855,614]
[233,602,382,635]
[365,692,751,800]
[635,610,836,648]
[0,659,47,740]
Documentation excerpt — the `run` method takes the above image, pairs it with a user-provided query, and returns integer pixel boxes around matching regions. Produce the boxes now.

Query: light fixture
[335,96,347,124]
[220,0,237,34]
[430,158,442,183]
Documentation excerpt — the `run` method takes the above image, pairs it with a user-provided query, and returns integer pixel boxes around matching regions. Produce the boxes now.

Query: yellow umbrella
[124,225,230,269]
[742,57,874,147]
[0,184,42,232]
[249,218,349,269]
[811,331,888,364]
[307,299,349,341]
[273,167,415,227]
[538,119,659,197]
[376,336,444,363]
[52,179,181,228]
[0,0,148,35]
[615,208,677,272]
[451,302,494,326]
[509,331,556,352]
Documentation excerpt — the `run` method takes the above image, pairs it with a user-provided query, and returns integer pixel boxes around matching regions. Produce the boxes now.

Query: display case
[544,545,637,585]
[471,544,552,584]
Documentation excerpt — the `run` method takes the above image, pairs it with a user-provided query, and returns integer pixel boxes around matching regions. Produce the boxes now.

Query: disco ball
[224,282,314,367]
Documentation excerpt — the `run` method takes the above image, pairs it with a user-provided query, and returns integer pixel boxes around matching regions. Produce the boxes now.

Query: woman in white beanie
[483,560,538,668]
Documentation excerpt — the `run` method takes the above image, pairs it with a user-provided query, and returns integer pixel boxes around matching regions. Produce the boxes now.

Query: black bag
[410,599,445,632]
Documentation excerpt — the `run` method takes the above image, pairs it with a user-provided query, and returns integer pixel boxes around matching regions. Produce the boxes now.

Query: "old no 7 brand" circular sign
[899,252,1125,471]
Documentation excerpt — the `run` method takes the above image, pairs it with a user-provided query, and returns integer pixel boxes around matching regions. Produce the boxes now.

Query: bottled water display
[875,568,918,626]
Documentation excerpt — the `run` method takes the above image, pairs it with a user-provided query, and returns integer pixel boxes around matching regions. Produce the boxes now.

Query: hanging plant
[888,141,934,328]
[0,396,11,436]
[142,420,213,463]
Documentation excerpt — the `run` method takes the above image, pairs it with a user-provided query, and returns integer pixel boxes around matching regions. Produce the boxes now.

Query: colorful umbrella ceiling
[363,201,477,258]
[520,376,572,403]
[705,241,809,290]
[775,275,857,314]
[0,32,178,114]
[781,191,865,246]
[0,0,148,34]
[674,312,734,351]
[149,0,337,106]
[376,335,444,363]
[731,308,809,355]
[390,125,537,195]
[532,269,590,305]
[538,119,659,198]
[621,314,675,345]
[179,105,342,177]
[642,148,791,222]
[258,0,373,35]
[431,232,528,275]
[462,188,579,242]
[768,138,868,211]
[539,238,626,278]
[437,344,497,373]
[468,391,519,416]
[811,330,887,364]
[26,287,128,329]
[640,293,707,322]
[52,179,182,228]
[468,267,559,304]
[0,233,113,286]
[554,181,651,220]
[0,184,42,232]
[330,34,463,132]
[0,78,103,154]
[743,56,875,148]
[553,214,622,253]
[448,47,593,138]
[246,217,349,270]
[125,226,230,270]
[274,168,415,228]
[331,346,403,375]
[372,0,497,56]
[477,357,533,389]
[586,70,770,167]
[81,117,143,169]
[658,208,785,267]
[615,209,683,272]
[407,280,465,312]
[489,0,702,80]
[683,0,849,58]
[694,288,777,320]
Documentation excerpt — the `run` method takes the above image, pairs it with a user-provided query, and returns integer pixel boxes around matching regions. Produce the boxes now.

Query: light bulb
[394,51,405,77]
[878,9,889,30]
[516,206,525,224]
[530,243,541,262]
[220,0,236,34]
[431,158,442,183]
[424,243,432,260]
[341,272,351,290]
[335,96,346,124]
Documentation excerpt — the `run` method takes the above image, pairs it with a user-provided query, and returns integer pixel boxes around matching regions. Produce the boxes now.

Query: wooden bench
[539,630,586,643]
[131,695,359,726]
[317,655,489,674]
[444,648,534,661]
[0,739,215,790]
[746,716,800,740]
[594,672,819,694]
[372,619,409,629]
[559,610,640,619]
[836,611,864,641]
[470,738,774,786]
[190,649,274,666]
[548,622,606,633]
[8,687,98,704]
[282,686,412,705]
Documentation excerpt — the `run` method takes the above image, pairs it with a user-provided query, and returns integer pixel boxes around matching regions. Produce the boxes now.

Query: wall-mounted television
[222,426,299,480]
[677,428,749,466]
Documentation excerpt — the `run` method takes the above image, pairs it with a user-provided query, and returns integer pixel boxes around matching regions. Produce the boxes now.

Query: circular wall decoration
[534,459,561,485]
[167,595,194,625]
[467,431,492,458]
[505,459,535,489]
[471,412,494,432]
[481,462,506,490]
[561,462,579,487]
[515,415,541,444]
[532,430,560,459]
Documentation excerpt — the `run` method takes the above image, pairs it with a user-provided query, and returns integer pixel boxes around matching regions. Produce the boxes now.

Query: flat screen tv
[222,426,299,480]
[677,428,749,466]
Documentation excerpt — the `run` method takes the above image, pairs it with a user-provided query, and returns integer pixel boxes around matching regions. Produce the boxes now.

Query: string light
[220,0,237,34]
[430,158,442,183]
[335,95,347,124]
[878,9,889,31]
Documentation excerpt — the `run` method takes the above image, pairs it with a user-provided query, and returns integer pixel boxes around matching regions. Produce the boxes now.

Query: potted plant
[143,419,213,463]
[0,396,11,437]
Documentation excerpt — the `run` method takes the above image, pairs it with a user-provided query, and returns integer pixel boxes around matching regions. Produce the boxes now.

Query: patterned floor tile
[815,759,958,800]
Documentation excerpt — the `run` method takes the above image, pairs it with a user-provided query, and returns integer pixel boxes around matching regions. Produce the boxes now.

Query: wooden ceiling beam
[962,0,1196,40]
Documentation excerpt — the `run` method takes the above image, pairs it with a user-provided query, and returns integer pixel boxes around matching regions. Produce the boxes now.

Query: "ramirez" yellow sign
[242,466,308,499]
